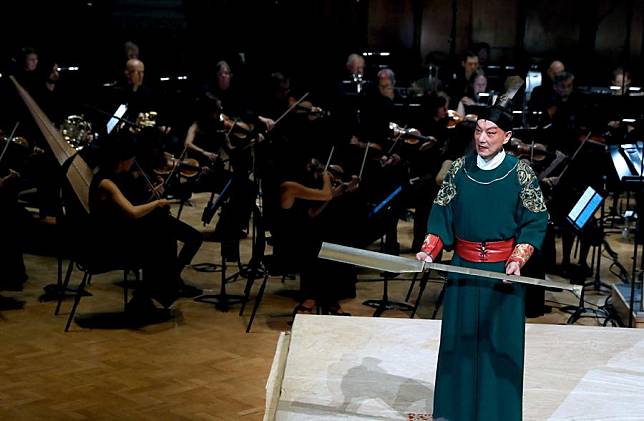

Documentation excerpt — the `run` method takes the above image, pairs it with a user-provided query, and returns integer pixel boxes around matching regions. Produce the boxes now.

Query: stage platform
[265,315,644,420]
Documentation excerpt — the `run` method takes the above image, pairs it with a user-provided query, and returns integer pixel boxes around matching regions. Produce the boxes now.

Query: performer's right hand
[416,252,433,263]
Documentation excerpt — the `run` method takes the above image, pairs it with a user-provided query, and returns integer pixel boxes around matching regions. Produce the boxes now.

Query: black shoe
[126,295,172,326]
[1,274,27,292]
[325,304,351,316]
[125,294,158,315]
[0,295,25,310]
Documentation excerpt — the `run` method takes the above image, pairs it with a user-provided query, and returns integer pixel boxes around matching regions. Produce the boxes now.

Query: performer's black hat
[477,76,524,132]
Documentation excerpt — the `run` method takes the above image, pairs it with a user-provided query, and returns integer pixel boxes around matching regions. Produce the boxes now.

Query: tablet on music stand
[106,103,128,135]
[567,186,604,231]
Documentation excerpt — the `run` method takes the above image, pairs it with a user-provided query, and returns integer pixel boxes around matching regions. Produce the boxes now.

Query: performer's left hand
[504,261,521,282]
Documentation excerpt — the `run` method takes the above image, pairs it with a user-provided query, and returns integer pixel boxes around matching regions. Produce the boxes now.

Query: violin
[221,114,253,139]
[307,159,359,219]
[447,109,464,128]
[155,152,201,179]
[1,135,29,150]
[577,131,606,145]
[506,137,550,161]
[287,96,330,120]
[388,122,438,148]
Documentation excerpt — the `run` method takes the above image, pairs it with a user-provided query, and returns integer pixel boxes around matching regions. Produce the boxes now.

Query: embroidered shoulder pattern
[434,157,464,206]
[517,160,547,213]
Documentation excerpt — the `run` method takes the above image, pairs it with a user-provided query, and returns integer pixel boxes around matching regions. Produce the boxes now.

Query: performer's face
[474,119,511,160]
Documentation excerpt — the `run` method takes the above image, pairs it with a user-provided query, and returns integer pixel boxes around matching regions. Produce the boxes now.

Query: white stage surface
[264,315,644,420]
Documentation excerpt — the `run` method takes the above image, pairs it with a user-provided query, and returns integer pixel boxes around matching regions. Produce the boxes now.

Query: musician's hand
[32,146,45,155]
[156,199,171,208]
[150,183,165,197]
[416,252,433,263]
[158,125,171,134]
[346,175,360,192]
[461,96,475,106]
[259,116,275,131]
[0,169,20,188]
[419,136,438,152]
[381,154,401,168]
[505,261,521,282]
[204,151,218,161]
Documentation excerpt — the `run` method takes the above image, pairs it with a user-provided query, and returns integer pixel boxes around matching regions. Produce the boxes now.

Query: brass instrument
[60,115,94,151]
[132,111,158,132]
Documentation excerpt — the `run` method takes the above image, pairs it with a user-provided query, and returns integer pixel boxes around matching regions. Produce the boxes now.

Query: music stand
[362,184,415,316]
[561,186,608,324]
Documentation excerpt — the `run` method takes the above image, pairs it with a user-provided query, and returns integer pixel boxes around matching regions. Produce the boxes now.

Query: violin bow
[134,160,163,201]
[386,123,407,155]
[272,92,310,128]
[309,146,337,220]
[324,146,335,171]
[0,121,20,165]
[358,142,370,181]
[162,146,189,186]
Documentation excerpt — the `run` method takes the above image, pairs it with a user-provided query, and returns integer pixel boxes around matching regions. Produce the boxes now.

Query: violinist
[267,153,350,316]
[258,73,331,158]
[402,93,451,251]
[347,68,408,255]
[89,132,203,316]
[184,93,226,188]
[198,60,274,132]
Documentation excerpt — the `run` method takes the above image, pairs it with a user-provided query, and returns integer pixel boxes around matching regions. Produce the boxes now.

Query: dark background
[1,0,642,102]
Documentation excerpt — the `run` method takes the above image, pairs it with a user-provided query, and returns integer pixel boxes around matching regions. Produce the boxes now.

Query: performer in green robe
[417,78,548,421]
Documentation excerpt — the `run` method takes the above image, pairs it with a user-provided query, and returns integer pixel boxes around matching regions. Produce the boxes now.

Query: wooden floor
[0,193,635,420]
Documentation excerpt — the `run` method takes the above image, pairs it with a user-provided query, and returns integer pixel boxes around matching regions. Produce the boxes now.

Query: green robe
[428,153,548,421]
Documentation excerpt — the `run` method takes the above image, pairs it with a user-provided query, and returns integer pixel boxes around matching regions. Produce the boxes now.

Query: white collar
[477,149,506,170]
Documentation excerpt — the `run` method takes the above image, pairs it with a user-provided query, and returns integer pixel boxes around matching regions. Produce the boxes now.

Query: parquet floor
[0,193,634,420]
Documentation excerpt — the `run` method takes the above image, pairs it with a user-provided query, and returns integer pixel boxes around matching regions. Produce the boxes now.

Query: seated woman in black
[89,133,203,313]
[270,157,350,315]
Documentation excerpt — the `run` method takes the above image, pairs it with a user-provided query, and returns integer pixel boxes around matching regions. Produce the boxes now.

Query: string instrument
[447,109,463,128]
[388,122,438,148]
[308,159,359,219]
[505,137,550,161]
[10,76,93,212]
[287,96,330,120]
[220,113,262,150]
[154,152,201,179]
[0,135,30,162]
[577,130,606,145]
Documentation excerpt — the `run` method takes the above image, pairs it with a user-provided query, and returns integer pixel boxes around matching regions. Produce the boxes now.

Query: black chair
[55,155,143,331]
[58,258,141,332]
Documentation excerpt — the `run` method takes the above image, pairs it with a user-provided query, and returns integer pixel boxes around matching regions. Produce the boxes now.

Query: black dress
[89,171,183,307]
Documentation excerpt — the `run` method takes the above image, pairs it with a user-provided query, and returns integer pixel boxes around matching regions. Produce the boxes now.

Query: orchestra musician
[184,93,227,191]
[266,153,351,316]
[0,166,30,294]
[402,92,450,251]
[349,68,407,255]
[89,132,203,314]
[446,50,480,108]
[455,70,489,116]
